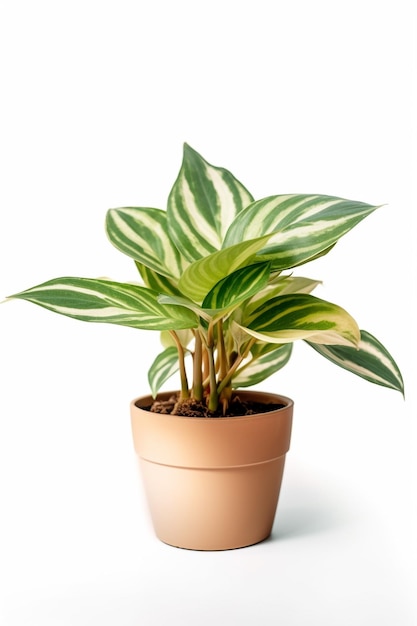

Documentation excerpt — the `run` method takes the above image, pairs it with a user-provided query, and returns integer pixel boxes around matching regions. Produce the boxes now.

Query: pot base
[140,456,286,551]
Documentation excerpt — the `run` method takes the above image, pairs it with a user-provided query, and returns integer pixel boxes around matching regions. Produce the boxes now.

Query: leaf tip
[183,141,195,155]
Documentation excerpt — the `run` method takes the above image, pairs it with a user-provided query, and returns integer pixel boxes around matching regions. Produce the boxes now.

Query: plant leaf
[244,276,321,316]
[160,329,194,349]
[9,277,198,330]
[307,330,404,395]
[241,293,360,346]
[179,234,273,303]
[167,143,254,262]
[223,194,379,269]
[106,207,188,279]
[148,346,180,397]
[232,343,293,388]
[202,261,271,315]
[135,262,183,297]
[157,294,213,323]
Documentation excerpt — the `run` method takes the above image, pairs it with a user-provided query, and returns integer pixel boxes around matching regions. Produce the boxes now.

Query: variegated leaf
[241,293,360,346]
[9,277,198,330]
[135,262,183,297]
[106,207,188,278]
[232,343,293,388]
[148,346,180,397]
[157,294,213,323]
[179,234,273,303]
[245,276,321,316]
[223,194,379,269]
[167,143,254,262]
[202,261,271,315]
[307,330,404,395]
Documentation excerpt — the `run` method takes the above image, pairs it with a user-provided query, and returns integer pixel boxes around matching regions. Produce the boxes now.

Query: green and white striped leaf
[223,194,379,269]
[245,276,321,316]
[157,294,213,323]
[106,207,188,279]
[9,277,198,330]
[167,143,254,262]
[179,234,273,303]
[135,262,183,297]
[232,343,293,388]
[241,293,360,346]
[307,330,404,395]
[148,346,180,397]
[202,261,271,316]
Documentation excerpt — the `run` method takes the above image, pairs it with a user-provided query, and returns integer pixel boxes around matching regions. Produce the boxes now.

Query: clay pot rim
[131,390,294,423]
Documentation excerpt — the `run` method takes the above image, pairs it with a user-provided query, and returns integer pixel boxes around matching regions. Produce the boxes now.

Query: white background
[0,1,415,625]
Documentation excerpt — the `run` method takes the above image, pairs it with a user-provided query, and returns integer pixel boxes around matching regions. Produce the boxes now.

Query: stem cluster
[170,320,256,415]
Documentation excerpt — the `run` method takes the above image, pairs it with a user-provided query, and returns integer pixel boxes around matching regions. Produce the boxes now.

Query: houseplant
[6,144,403,550]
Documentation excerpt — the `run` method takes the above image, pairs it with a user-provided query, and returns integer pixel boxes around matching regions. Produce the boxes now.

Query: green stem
[169,331,189,400]
[217,319,228,381]
[192,330,203,402]
[206,322,219,412]
[217,338,256,395]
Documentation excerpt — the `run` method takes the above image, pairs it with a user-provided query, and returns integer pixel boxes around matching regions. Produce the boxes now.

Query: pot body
[130,390,293,551]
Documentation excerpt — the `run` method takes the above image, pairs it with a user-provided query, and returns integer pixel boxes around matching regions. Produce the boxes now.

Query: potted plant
[6,144,403,550]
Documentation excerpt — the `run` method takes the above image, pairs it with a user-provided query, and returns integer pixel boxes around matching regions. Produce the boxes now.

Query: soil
[145,394,285,418]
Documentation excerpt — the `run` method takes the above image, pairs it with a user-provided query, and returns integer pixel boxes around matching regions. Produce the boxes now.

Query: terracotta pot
[130,390,293,551]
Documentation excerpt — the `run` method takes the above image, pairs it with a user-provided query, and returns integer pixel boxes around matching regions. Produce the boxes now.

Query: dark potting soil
[144,394,285,418]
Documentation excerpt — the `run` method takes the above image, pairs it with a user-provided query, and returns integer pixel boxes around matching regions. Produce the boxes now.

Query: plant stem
[217,338,256,395]
[202,344,210,385]
[169,331,189,400]
[206,322,219,412]
[217,319,228,381]
[207,345,218,412]
[192,330,203,402]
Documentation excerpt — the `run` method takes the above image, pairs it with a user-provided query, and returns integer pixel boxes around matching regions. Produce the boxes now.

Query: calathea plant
[8,144,403,414]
